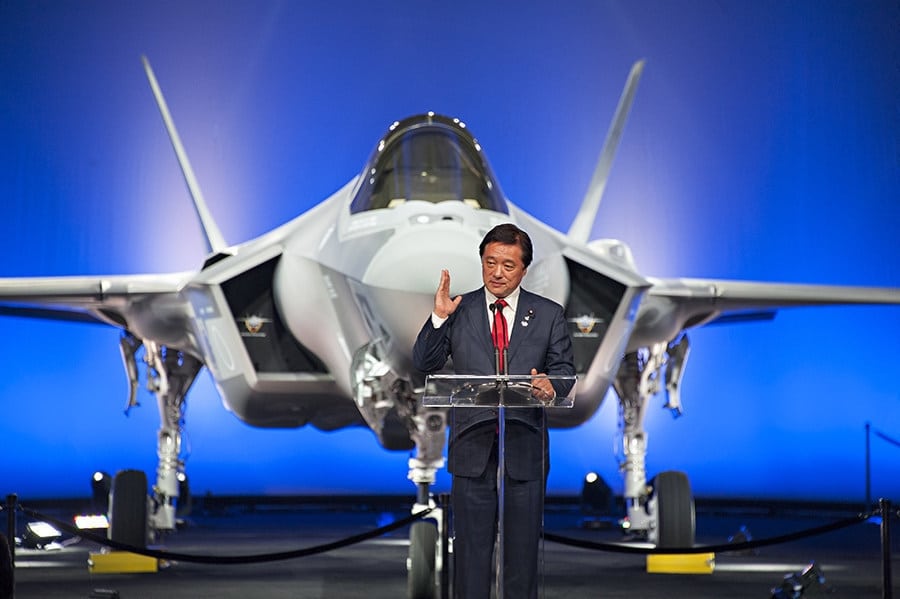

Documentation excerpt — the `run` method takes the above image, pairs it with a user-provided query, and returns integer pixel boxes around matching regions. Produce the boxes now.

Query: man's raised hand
[434,269,462,318]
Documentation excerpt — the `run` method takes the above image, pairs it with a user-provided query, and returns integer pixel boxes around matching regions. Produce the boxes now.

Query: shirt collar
[485,286,521,316]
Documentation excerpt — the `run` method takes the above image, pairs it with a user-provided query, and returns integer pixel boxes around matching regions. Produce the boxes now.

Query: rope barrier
[19,505,433,565]
[874,428,900,450]
[543,510,874,555]
[8,496,896,598]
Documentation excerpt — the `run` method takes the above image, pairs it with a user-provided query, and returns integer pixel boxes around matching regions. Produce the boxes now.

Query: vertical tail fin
[567,60,645,244]
[141,56,228,255]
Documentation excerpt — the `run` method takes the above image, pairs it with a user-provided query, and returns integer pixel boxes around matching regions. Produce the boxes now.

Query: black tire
[652,470,695,549]
[407,520,437,599]
[109,469,148,549]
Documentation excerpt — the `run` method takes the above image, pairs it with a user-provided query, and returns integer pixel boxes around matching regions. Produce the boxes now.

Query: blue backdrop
[1,1,898,502]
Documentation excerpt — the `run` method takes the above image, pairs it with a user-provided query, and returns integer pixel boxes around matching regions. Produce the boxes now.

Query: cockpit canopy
[350,113,508,215]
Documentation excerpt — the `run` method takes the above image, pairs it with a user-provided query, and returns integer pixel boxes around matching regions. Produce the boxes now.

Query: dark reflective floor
[7,497,899,598]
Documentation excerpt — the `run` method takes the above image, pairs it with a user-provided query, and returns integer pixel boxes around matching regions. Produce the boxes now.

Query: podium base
[88,550,158,574]
[646,552,715,574]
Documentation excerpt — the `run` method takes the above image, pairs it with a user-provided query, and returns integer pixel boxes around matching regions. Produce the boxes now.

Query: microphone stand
[495,345,508,599]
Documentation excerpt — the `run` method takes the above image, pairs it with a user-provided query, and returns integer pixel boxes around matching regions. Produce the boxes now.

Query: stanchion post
[439,492,450,599]
[4,493,16,599]
[880,498,892,599]
[5,494,14,568]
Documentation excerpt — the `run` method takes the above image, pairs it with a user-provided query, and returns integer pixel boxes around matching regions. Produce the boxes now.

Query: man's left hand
[530,368,555,402]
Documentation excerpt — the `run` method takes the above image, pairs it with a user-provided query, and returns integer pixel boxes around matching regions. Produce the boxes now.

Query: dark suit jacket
[413,287,575,481]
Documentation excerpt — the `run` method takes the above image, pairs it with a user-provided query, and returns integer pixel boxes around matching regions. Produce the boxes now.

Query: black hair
[478,223,533,268]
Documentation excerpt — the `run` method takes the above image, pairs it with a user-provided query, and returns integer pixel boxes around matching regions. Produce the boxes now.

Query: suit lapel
[463,288,494,360]
[506,290,535,368]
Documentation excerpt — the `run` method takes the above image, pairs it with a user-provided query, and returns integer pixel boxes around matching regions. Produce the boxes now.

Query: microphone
[489,302,501,375]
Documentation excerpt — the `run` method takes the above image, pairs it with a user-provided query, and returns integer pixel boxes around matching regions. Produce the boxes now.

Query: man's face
[481,241,527,299]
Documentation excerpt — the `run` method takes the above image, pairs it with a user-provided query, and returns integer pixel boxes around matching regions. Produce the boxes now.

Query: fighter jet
[1,58,898,594]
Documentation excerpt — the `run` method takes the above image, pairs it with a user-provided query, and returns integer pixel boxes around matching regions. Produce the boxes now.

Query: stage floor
[8,497,899,598]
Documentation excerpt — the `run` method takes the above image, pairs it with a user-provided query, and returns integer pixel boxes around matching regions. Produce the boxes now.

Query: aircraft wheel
[407,520,438,599]
[652,470,695,549]
[109,469,148,549]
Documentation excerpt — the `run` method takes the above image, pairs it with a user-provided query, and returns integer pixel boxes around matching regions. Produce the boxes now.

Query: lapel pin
[521,309,534,327]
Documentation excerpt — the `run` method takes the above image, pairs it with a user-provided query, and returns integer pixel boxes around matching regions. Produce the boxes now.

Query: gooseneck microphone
[489,302,501,375]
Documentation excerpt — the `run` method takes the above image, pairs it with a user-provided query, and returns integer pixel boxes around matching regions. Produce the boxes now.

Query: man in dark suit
[413,223,575,598]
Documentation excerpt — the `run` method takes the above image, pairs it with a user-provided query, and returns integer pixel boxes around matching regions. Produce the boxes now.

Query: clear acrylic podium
[422,373,576,599]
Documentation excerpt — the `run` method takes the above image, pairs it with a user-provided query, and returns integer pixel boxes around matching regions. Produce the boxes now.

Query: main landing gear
[110,334,201,543]
[614,336,696,548]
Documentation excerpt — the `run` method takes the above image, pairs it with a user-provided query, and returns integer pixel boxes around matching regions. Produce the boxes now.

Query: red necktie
[491,299,509,373]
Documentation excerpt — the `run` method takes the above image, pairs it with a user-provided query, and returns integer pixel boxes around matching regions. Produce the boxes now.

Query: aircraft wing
[638,277,900,343]
[0,272,191,329]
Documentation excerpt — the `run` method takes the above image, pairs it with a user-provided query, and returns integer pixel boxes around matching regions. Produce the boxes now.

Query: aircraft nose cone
[362,223,484,295]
